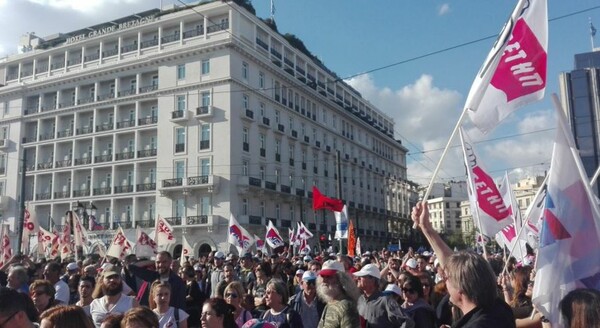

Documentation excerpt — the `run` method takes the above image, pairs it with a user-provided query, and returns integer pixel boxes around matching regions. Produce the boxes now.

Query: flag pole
[589,165,600,187]
[414,107,470,229]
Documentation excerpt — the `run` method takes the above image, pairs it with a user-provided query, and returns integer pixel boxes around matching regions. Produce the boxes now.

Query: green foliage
[225,0,256,15]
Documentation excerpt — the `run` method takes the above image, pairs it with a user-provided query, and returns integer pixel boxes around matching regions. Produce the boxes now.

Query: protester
[400,275,436,328]
[0,286,39,327]
[127,251,186,309]
[224,281,252,327]
[354,263,414,328]
[239,253,256,291]
[99,314,124,328]
[201,297,237,328]
[150,280,189,328]
[7,265,30,294]
[558,288,600,328]
[30,280,60,314]
[316,260,361,328]
[43,262,70,304]
[121,306,159,328]
[180,265,203,328]
[289,271,324,328]
[411,201,516,328]
[39,305,94,328]
[90,268,138,327]
[250,262,271,313]
[500,266,533,319]
[216,263,238,298]
[76,275,96,315]
[260,278,303,328]
[209,251,227,298]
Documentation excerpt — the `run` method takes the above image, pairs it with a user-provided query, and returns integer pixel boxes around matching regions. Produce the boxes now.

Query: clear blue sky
[1,0,599,184]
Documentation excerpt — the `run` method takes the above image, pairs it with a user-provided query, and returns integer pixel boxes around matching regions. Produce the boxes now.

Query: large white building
[0,1,414,255]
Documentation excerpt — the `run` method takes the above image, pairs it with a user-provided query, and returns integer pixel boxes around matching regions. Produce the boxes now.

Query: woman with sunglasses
[401,275,437,328]
[150,281,189,328]
[224,282,253,327]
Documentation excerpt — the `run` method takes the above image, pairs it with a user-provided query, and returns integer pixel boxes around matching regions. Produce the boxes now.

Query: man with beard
[354,264,414,328]
[127,250,186,309]
[289,271,325,328]
[89,269,138,327]
[316,260,361,328]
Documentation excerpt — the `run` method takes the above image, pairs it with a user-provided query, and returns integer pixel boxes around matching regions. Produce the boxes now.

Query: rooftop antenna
[590,17,597,51]
[270,0,275,21]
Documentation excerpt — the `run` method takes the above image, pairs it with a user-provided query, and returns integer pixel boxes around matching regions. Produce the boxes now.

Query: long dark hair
[560,288,600,328]
[205,298,237,328]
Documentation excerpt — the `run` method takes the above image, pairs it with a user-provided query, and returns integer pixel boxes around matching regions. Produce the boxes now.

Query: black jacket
[452,298,516,328]
[288,290,326,319]
[128,265,187,310]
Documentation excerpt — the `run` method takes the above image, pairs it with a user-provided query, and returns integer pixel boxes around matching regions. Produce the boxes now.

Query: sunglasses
[304,280,316,286]
[402,288,416,294]
[225,293,238,299]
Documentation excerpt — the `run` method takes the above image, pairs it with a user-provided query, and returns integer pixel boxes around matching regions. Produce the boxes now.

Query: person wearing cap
[240,252,256,290]
[382,284,403,304]
[89,269,139,327]
[336,254,357,274]
[412,201,516,328]
[43,261,70,304]
[209,251,227,298]
[127,250,187,309]
[289,271,324,328]
[354,264,414,328]
[316,260,361,328]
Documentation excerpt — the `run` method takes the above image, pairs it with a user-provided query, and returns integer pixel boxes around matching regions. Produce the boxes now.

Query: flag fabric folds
[460,128,511,237]
[355,236,362,257]
[254,234,266,254]
[21,208,39,254]
[50,227,60,260]
[37,227,55,257]
[265,220,284,249]
[180,236,193,266]
[0,224,12,267]
[298,222,313,240]
[334,205,349,239]
[72,212,89,259]
[465,0,548,133]
[347,219,356,257]
[135,226,157,259]
[154,216,176,250]
[312,186,344,212]
[228,214,253,255]
[532,95,600,325]
[59,219,73,260]
[107,227,132,260]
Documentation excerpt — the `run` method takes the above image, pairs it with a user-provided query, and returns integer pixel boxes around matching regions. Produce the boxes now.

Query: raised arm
[411,201,453,267]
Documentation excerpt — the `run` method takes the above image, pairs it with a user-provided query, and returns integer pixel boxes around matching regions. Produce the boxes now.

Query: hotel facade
[0,1,415,256]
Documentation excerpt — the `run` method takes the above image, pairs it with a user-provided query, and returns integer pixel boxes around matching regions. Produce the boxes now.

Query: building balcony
[242,109,254,121]
[183,28,204,38]
[114,185,134,194]
[22,136,36,144]
[275,124,285,134]
[41,104,57,112]
[96,123,114,132]
[77,97,95,105]
[115,151,135,161]
[116,120,135,129]
[74,157,92,166]
[162,178,183,188]
[102,48,118,57]
[171,110,187,122]
[56,130,73,138]
[141,38,159,48]
[139,84,158,93]
[55,159,72,168]
[137,148,157,158]
[96,92,115,101]
[37,162,53,170]
[118,88,136,97]
[38,133,54,141]
[290,130,298,139]
[195,106,213,118]
[136,219,155,228]
[259,117,270,127]
[114,221,134,229]
[53,191,70,199]
[186,215,210,225]
[121,44,137,53]
[73,188,90,197]
[76,126,93,135]
[136,183,156,191]
[302,136,310,144]
[161,34,180,44]
[94,154,112,163]
[93,187,112,196]
[164,216,182,226]
[138,116,158,126]
[36,192,52,200]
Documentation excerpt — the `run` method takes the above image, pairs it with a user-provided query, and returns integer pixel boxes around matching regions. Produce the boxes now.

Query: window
[201,59,210,74]
[275,110,280,123]
[259,71,265,89]
[289,174,294,188]
[259,133,266,149]
[242,160,249,176]
[288,117,294,131]
[175,161,185,179]
[260,166,265,180]
[177,64,186,80]
[200,124,210,150]
[290,205,295,221]
[177,95,186,111]
[260,201,265,217]
[260,102,266,117]
[289,145,295,159]
[200,196,211,215]
[175,127,185,152]
[242,62,249,80]
[243,127,249,143]
[243,94,249,110]
[174,199,185,218]
[275,139,281,154]
[275,168,280,184]
[242,198,248,215]
[200,158,211,176]
[201,92,211,107]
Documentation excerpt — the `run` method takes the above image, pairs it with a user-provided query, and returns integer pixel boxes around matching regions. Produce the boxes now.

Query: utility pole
[335,151,343,253]
[16,151,27,255]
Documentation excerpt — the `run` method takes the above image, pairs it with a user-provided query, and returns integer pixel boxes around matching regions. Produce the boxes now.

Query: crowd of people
[0,201,599,328]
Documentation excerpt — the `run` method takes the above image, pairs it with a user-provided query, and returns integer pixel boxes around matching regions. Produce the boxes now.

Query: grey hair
[445,251,498,309]
[9,266,29,286]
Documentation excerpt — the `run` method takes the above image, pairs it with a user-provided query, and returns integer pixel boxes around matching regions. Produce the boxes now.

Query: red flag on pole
[312,186,344,212]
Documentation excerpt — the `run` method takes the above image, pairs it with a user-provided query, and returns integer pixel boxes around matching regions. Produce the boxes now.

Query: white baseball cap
[214,251,226,259]
[383,284,402,296]
[353,263,381,279]
[319,260,345,277]
[66,262,79,271]
[302,271,317,281]
[406,258,417,269]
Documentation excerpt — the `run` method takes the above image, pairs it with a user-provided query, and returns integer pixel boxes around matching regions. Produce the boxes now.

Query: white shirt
[154,307,189,328]
[90,294,135,328]
[54,279,70,304]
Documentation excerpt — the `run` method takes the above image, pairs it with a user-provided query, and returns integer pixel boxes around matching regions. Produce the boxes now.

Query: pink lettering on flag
[472,166,509,220]
[490,19,547,102]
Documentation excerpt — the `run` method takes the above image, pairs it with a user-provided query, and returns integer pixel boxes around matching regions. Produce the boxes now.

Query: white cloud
[346,74,464,184]
[26,0,143,13]
[437,3,451,16]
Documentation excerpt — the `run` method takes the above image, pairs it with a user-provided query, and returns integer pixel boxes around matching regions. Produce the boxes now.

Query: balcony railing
[119,88,136,97]
[183,28,204,38]
[136,220,155,228]
[72,188,90,197]
[165,217,182,225]
[114,185,134,193]
[114,221,133,229]
[172,110,185,119]
[138,116,158,125]
[162,178,183,188]
[94,154,112,163]
[137,149,157,158]
[74,158,92,166]
[84,53,100,62]
[103,48,118,57]
[96,123,114,132]
[140,39,159,48]
[187,215,208,225]
[76,127,93,135]
[117,120,135,129]
[36,192,51,200]
[37,162,53,170]
[55,159,72,168]
[139,85,158,93]
[161,34,180,43]
[188,175,209,185]
[136,183,156,191]
[115,151,134,161]
[265,181,276,190]
[56,130,73,138]
[121,44,137,53]
[96,93,114,101]
[93,187,112,196]
[54,191,70,199]
[249,177,261,187]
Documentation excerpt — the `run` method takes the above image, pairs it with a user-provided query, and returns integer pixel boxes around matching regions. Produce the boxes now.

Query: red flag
[347,220,356,257]
[312,186,344,212]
